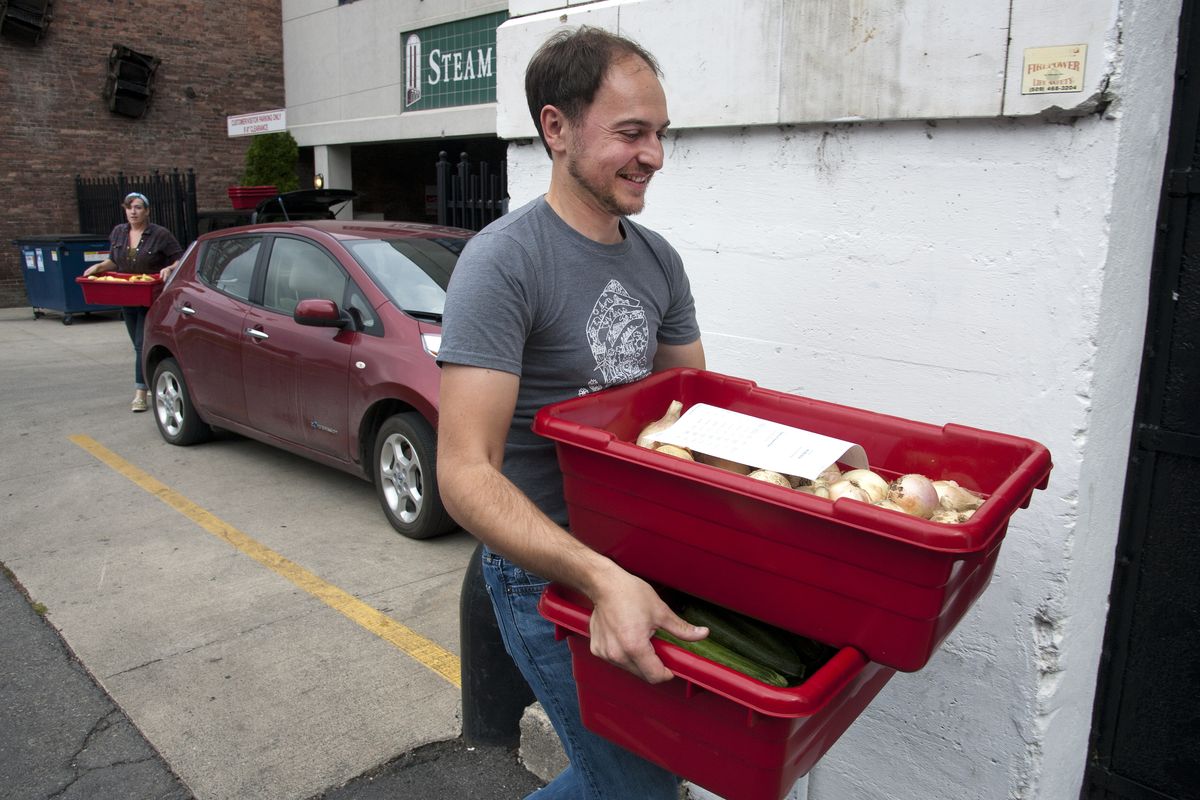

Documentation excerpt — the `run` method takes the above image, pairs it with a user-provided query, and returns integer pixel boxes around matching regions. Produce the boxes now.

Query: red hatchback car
[142,220,473,539]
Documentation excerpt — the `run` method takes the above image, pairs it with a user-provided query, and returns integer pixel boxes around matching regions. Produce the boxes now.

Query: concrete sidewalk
[1,563,545,800]
[0,304,542,799]
[0,306,709,800]
[0,563,192,799]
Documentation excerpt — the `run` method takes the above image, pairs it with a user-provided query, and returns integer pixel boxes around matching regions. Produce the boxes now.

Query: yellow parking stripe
[69,434,461,688]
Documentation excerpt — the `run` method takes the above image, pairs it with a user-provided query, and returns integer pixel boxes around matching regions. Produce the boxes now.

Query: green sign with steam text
[402,11,507,111]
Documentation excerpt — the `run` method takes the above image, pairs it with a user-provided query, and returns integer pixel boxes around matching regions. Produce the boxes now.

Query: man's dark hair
[525,25,661,158]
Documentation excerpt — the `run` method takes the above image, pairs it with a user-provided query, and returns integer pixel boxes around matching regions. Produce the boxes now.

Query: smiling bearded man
[437,25,707,800]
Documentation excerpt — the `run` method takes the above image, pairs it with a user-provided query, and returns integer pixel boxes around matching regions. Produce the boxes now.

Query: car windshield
[345,237,462,318]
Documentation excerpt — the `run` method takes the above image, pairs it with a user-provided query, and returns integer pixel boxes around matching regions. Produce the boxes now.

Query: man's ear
[540,105,569,157]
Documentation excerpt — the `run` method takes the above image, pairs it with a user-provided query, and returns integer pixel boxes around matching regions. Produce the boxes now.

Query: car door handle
[180,304,196,316]
[245,328,269,341]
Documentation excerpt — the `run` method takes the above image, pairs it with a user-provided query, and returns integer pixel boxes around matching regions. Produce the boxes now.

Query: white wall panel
[283,0,334,22]
[779,1,1008,121]
[620,0,784,128]
[284,8,345,109]
[510,0,601,14]
[499,0,1124,130]
[496,3,623,140]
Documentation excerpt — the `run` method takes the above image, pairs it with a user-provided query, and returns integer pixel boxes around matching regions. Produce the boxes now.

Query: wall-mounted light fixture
[313,173,325,190]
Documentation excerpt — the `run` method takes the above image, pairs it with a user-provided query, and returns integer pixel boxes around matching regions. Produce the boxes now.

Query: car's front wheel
[152,358,211,446]
[373,413,454,539]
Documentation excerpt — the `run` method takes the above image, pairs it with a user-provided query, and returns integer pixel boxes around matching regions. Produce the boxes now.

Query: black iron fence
[75,168,198,245]
[436,151,507,231]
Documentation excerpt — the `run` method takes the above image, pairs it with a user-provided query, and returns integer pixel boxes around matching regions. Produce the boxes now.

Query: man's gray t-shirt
[438,196,701,525]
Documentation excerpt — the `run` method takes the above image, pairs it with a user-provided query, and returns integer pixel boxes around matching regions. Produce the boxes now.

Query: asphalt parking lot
[0,306,542,799]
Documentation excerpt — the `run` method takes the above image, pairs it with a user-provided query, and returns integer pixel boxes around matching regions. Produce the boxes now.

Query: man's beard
[566,153,646,217]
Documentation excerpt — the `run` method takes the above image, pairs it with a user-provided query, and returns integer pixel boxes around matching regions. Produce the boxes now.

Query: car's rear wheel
[152,358,211,446]
[373,412,453,539]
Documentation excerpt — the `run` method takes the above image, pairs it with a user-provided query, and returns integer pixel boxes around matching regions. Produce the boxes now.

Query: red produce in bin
[531,368,1052,672]
[539,583,896,800]
[75,272,164,307]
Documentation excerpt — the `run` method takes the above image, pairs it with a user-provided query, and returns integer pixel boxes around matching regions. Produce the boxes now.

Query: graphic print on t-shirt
[583,279,650,394]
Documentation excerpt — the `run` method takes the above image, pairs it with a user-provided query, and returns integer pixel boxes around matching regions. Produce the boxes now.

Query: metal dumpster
[14,234,120,324]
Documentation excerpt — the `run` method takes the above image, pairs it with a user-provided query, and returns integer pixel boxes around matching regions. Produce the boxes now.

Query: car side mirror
[294,298,351,328]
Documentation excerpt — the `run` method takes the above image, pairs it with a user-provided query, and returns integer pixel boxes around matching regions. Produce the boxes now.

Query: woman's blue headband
[124,192,149,207]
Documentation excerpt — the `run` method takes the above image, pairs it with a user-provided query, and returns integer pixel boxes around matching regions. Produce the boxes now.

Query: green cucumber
[683,603,806,678]
[791,634,836,667]
[654,630,789,687]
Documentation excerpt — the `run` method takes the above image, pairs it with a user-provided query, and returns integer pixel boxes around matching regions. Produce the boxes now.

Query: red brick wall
[0,0,283,307]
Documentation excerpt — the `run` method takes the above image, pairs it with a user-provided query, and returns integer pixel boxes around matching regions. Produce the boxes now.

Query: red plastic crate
[75,272,163,306]
[227,185,278,210]
[532,368,1053,672]
[539,583,895,800]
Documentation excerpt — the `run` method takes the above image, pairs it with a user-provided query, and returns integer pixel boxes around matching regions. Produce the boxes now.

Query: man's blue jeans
[481,547,680,800]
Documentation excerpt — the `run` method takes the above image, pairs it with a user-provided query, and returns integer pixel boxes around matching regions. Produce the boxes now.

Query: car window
[344,238,460,317]
[198,237,261,301]
[262,237,349,316]
[346,286,380,336]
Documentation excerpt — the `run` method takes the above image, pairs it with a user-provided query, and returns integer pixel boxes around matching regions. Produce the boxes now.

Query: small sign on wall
[1021,45,1087,94]
[227,108,286,137]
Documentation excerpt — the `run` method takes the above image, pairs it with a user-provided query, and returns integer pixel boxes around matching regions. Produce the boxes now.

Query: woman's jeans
[122,306,148,389]
[481,547,680,800]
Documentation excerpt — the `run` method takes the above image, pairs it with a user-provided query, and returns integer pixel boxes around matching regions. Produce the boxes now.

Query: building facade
[283,0,510,221]
[0,0,285,308]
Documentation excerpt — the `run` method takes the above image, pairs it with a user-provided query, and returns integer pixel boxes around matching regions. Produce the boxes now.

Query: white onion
[654,444,694,460]
[816,464,843,484]
[887,474,940,519]
[840,468,890,504]
[932,480,984,512]
[930,506,976,524]
[797,483,832,499]
[748,469,792,487]
[636,400,683,449]
[828,479,872,503]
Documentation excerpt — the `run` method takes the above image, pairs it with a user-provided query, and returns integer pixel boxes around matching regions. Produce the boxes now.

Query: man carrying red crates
[437,25,708,800]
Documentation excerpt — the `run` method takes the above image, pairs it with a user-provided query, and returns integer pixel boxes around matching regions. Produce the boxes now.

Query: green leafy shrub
[241,131,300,191]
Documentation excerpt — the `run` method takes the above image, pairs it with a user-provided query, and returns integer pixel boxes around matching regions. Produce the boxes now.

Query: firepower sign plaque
[1021,45,1087,95]
[403,11,507,111]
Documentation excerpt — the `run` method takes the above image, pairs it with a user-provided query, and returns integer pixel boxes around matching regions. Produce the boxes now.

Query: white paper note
[652,403,867,480]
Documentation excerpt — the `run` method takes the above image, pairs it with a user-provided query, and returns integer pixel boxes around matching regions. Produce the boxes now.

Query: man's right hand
[438,363,707,683]
[585,565,707,684]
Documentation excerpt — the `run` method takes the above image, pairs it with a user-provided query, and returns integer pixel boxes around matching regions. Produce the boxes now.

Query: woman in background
[83,192,182,412]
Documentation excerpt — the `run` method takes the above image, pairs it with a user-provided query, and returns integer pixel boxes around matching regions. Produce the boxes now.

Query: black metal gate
[436,151,507,231]
[74,168,198,246]
[1082,2,1200,798]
